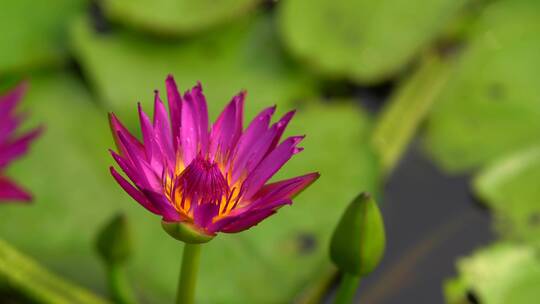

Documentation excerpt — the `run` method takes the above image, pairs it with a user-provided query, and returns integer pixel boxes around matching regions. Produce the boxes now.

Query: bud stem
[176,243,202,304]
[333,273,360,304]
[107,263,136,304]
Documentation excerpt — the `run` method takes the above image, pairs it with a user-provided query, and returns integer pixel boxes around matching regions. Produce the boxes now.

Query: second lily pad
[277,0,466,83]
[424,0,540,173]
[71,12,316,128]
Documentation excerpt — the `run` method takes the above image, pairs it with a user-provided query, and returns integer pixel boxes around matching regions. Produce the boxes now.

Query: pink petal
[180,90,200,165]
[268,110,296,152]
[109,113,143,157]
[0,115,22,143]
[141,189,183,222]
[0,82,26,118]
[209,92,245,162]
[242,136,305,200]
[192,202,220,229]
[220,208,276,233]
[110,167,160,214]
[250,172,320,209]
[116,133,161,190]
[153,91,175,165]
[0,176,32,202]
[229,106,276,182]
[165,75,182,147]
[0,127,43,169]
[182,83,210,159]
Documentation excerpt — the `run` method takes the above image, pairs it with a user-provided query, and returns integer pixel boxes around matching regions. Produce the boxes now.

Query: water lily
[0,82,42,203]
[109,76,319,241]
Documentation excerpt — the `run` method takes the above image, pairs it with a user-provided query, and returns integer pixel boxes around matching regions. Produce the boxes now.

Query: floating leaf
[71,13,316,127]
[277,0,466,83]
[0,0,85,73]
[102,0,260,35]
[0,73,379,302]
[445,242,540,304]
[474,145,540,245]
[424,0,540,172]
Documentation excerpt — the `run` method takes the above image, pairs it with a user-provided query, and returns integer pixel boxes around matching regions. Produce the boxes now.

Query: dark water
[334,140,495,304]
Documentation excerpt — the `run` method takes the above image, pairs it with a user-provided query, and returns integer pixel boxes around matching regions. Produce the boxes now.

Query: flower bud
[330,192,386,276]
[161,221,215,244]
[95,213,132,264]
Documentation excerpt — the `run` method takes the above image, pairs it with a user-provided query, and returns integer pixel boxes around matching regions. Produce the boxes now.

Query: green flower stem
[176,243,202,304]
[333,273,360,304]
[106,263,136,304]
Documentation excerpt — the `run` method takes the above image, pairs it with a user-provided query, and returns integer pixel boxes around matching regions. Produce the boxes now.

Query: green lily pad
[474,146,540,245]
[0,0,85,73]
[277,0,466,84]
[0,73,379,302]
[71,12,316,128]
[424,0,540,173]
[445,242,540,304]
[102,0,260,35]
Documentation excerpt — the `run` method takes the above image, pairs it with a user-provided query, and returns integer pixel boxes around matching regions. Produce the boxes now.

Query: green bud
[95,213,132,264]
[161,221,215,244]
[330,192,386,276]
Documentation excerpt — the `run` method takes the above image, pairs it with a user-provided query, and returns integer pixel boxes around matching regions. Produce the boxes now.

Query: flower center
[167,156,234,217]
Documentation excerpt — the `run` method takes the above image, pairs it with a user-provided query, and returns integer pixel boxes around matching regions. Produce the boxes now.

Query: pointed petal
[0,82,26,118]
[109,113,143,157]
[180,90,200,165]
[0,127,43,169]
[251,172,320,208]
[229,106,275,182]
[242,136,305,199]
[182,83,210,159]
[165,75,182,146]
[141,190,183,222]
[0,176,32,202]
[110,167,160,214]
[193,202,220,229]
[153,91,175,165]
[220,208,276,233]
[0,114,22,143]
[268,110,296,152]
[116,133,161,190]
[209,92,245,162]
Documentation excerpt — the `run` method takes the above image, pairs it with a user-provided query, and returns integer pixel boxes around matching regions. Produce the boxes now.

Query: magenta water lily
[0,82,42,203]
[109,76,319,242]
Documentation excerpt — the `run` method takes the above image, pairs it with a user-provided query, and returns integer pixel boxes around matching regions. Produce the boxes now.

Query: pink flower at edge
[0,82,43,203]
[109,76,319,239]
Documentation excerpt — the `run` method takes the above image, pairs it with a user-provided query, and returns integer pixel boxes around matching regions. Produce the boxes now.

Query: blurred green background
[1,0,540,303]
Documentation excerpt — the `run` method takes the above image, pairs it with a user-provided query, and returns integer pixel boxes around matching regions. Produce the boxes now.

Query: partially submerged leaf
[0,0,85,73]
[474,145,540,245]
[424,0,540,172]
[277,0,466,83]
[71,13,317,127]
[445,242,540,304]
[102,0,260,35]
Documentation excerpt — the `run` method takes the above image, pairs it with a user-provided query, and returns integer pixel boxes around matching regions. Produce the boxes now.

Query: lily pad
[424,0,540,173]
[445,242,540,304]
[0,0,85,73]
[277,0,466,84]
[0,73,379,302]
[102,0,260,35]
[71,12,316,127]
[474,146,540,246]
